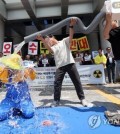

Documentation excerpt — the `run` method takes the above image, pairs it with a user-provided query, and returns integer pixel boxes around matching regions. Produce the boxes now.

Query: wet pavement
[0,83,120,112]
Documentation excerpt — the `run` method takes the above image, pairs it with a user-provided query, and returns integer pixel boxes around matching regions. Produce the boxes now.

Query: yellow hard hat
[0,53,23,70]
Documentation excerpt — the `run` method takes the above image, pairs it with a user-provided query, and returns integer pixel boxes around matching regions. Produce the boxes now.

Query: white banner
[28,64,106,88]
[3,42,12,55]
[28,42,38,55]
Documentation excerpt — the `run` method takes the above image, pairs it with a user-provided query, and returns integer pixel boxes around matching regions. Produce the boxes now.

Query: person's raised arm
[69,18,77,44]
[103,13,112,39]
[36,34,53,53]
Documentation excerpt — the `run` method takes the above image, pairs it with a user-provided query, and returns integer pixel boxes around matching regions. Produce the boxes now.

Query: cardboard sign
[77,36,90,51]
[28,42,38,55]
[70,39,78,51]
[23,60,35,68]
[3,42,12,55]
[40,41,49,54]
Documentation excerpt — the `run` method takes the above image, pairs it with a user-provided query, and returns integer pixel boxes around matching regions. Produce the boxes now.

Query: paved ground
[0,83,120,112]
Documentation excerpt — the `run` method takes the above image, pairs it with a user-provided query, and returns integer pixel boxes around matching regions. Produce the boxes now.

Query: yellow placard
[40,41,50,54]
[39,36,90,53]
[70,39,78,51]
[77,36,90,51]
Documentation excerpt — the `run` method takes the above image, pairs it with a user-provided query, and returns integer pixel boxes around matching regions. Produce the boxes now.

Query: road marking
[91,86,120,105]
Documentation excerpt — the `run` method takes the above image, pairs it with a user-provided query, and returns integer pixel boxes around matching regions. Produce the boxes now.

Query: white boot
[81,99,94,107]
[50,101,60,107]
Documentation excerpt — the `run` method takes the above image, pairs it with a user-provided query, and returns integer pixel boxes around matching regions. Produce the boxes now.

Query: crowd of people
[0,46,117,85]
[0,44,113,85]
[24,53,55,67]
[72,48,116,84]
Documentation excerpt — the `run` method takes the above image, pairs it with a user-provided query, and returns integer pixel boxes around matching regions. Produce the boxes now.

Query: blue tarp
[0,106,119,134]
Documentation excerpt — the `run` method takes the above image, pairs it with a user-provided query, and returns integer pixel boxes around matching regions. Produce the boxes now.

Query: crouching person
[0,53,36,121]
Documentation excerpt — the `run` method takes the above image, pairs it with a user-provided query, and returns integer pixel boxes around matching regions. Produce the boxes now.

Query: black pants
[54,63,85,101]
[107,64,115,83]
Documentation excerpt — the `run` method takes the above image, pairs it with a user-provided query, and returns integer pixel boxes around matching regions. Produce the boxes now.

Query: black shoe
[50,101,60,107]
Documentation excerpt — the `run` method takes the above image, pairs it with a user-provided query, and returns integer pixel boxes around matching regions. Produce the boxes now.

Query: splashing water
[14,41,25,54]
[0,47,66,133]
[0,109,65,134]
[38,109,66,134]
[8,120,19,128]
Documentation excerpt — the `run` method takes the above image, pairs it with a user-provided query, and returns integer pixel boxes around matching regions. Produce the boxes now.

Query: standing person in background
[36,18,94,107]
[94,48,107,68]
[82,51,93,65]
[25,55,31,61]
[103,13,120,81]
[49,54,55,67]
[33,55,39,67]
[105,47,116,84]
[74,52,83,66]
[38,54,43,67]
[94,49,107,82]
[42,53,49,67]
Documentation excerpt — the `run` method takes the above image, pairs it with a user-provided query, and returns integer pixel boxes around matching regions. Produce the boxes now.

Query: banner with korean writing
[40,41,49,54]
[28,42,38,55]
[28,64,106,88]
[70,36,89,52]
[77,36,90,51]
[3,42,12,55]
[38,36,90,53]
[70,39,78,51]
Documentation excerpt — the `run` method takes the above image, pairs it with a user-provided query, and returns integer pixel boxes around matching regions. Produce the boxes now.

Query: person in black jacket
[103,13,120,82]
[105,47,116,83]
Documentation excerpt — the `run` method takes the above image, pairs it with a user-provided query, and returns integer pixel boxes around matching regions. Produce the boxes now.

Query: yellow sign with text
[70,36,90,51]
[40,36,90,53]
[77,36,90,51]
[40,41,49,54]
[70,39,78,51]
